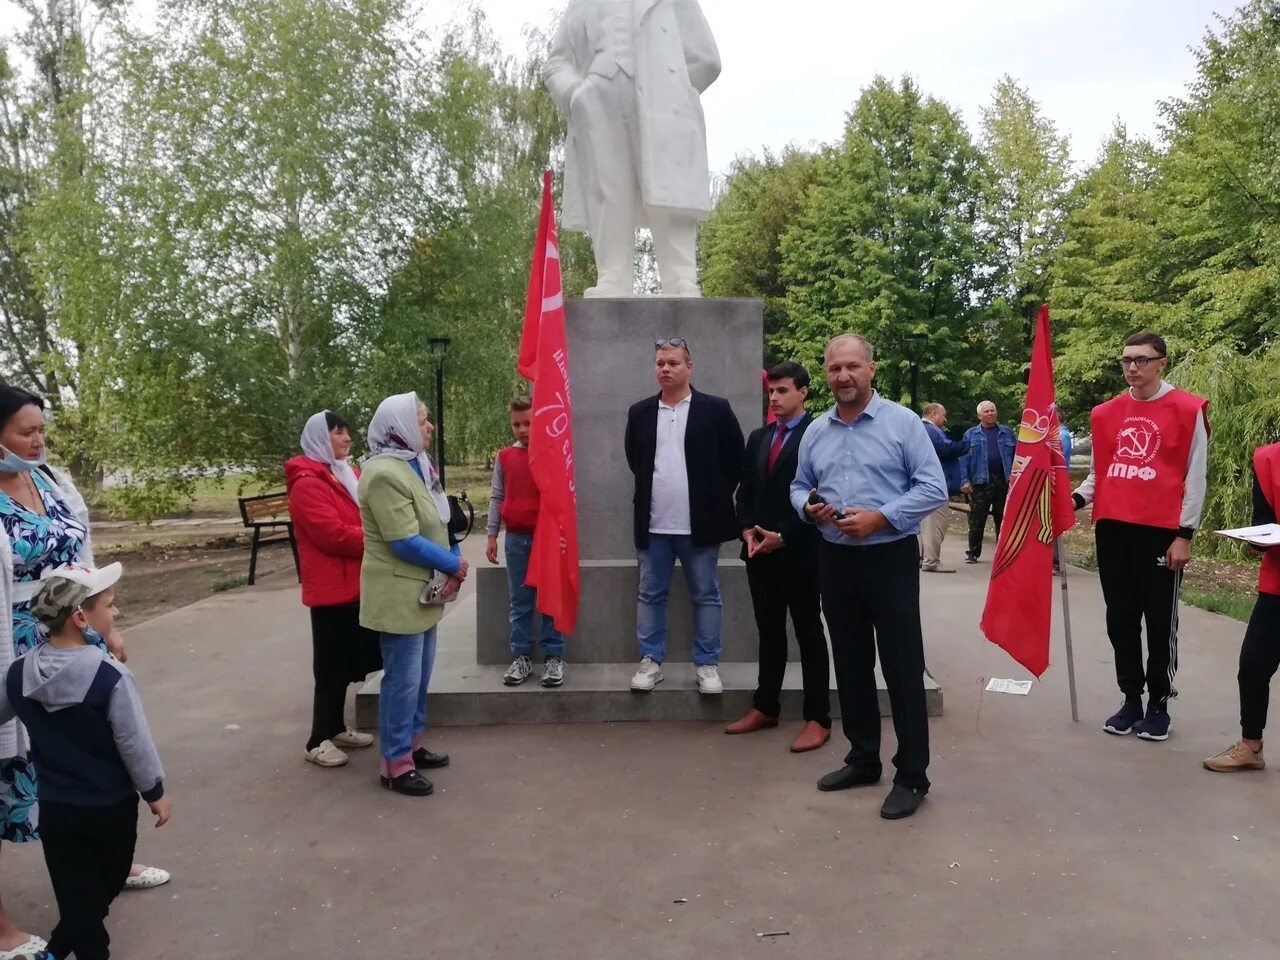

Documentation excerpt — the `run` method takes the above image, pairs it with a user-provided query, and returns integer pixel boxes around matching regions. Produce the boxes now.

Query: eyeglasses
[1119,355,1165,369]
[655,337,689,350]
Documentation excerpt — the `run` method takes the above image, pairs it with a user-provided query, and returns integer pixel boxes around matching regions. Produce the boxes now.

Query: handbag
[419,570,459,606]
[447,490,475,543]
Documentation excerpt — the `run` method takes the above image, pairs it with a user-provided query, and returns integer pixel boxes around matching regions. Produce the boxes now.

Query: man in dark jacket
[624,337,745,694]
[725,361,830,751]
[919,403,968,572]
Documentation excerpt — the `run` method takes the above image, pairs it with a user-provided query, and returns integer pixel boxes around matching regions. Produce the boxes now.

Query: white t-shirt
[649,393,693,535]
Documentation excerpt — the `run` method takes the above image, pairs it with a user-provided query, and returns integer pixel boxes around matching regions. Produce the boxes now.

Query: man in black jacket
[624,337,745,694]
[725,361,831,751]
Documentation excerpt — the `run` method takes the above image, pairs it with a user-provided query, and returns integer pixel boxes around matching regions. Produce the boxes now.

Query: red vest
[497,445,540,534]
[1256,443,1280,596]
[1091,387,1208,530]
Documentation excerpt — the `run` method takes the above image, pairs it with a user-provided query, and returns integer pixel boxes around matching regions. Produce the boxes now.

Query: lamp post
[427,336,452,488]
[905,332,928,414]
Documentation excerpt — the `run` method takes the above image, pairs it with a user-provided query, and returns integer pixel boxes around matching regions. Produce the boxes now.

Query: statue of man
[544,0,721,298]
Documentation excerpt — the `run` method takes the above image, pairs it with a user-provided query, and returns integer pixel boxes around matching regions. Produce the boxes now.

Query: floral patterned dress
[0,469,89,843]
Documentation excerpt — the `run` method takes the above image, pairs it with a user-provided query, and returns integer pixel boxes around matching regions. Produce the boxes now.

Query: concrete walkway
[5,538,1276,960]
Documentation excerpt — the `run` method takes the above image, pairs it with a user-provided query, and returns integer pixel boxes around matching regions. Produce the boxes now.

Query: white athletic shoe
[630,656,664,691]
[696,665,723,695]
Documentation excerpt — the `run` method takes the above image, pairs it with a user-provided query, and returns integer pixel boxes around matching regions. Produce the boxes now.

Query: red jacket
[285,455,364,607]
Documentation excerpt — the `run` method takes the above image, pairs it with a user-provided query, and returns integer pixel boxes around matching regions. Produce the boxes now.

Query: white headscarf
[366,392,451,524]
[300,411,360,503]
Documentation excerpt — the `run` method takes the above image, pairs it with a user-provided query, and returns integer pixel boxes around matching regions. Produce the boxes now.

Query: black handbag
[447,490,475,543]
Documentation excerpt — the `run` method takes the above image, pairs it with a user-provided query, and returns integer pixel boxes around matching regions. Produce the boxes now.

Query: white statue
[544,0,721,298]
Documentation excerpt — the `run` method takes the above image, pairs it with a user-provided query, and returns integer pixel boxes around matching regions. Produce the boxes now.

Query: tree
[779,76,994,413]
[698,147,820,357]
[978,75,1072,355]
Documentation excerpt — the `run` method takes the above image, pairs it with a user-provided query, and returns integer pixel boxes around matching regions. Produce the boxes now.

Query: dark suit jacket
[735,414,820,565]
[624,388,745,550]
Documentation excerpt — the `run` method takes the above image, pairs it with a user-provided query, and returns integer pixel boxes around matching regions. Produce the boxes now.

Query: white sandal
[305,739,349,767]
[124,865,171,890]
[331,728,373,749]
[0,934,47,959]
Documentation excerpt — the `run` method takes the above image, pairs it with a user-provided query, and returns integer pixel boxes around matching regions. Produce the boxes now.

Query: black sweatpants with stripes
[1095,519,1183,711]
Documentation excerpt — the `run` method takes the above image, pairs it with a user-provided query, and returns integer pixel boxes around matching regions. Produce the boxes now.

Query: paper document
[985,678,1034,696]
[1214,524,1280,548]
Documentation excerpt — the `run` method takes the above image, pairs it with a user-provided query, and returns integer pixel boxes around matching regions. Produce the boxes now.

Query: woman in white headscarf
[357,393,465,797]
[285,411,382,769]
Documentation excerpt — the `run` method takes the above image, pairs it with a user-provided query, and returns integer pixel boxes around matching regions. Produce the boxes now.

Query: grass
[1181,587,1256,623]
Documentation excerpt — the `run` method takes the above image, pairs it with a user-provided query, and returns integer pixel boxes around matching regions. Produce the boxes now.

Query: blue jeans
[378,627,438,765]
[636,534,722,666]
[505,532,565,658]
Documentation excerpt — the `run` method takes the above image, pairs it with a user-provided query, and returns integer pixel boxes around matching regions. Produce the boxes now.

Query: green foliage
[778,76,994,414]
[1167,342,1280,557]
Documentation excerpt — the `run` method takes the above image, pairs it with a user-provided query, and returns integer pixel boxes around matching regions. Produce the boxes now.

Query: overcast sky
[2,0,1237,174]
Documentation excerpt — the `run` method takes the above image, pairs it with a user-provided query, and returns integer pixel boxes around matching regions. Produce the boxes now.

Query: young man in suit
[624,338,745,694]
[726,361,831,751]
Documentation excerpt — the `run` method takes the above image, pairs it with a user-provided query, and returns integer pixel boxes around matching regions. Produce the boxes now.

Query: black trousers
[967,476,1008,558]
[745,549,830,724]
[308,604,383,751]
[41,797,138,960]
[819,536,930,790]
[1095,519,1182,710]
[1238,593,1280,740]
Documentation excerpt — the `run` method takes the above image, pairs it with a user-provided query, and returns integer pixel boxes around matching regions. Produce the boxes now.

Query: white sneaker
[504,655,534,686]
[332,728,374,749]
[630,656,664,691]
[305,740,349,768]
[696,665,723,695]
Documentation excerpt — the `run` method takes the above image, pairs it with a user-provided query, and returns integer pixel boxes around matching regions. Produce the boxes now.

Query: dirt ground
[95,528,299,628]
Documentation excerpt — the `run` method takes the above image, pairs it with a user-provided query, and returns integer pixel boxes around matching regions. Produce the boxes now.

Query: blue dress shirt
[789,392,948,547]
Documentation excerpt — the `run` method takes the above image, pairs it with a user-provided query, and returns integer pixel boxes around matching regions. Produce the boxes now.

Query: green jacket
[357,457,451,635]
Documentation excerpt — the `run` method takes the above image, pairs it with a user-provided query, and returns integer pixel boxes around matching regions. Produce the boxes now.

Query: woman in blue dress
[0,386,166,959]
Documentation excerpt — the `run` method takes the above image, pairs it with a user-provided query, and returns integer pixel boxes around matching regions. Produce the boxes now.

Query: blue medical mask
[82,625,107,651]
[0,444,45,473]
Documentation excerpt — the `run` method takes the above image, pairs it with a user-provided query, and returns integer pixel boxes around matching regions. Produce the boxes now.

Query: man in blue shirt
[919,402,968,573]
[790,334,947,820]
[959,400,1016,564]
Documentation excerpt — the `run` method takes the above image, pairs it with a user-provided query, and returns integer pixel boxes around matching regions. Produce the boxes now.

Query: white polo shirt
[649,392,693,535]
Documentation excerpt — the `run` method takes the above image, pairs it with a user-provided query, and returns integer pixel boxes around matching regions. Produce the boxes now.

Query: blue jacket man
[959,400,1016,563]
[919,403,967,571]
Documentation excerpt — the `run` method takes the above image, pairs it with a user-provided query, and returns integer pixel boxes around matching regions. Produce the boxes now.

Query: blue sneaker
[1103,700,1144,735]
[1134,710,1171,741]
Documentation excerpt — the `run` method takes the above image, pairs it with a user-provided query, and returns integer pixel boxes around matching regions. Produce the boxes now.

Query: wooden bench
[237,492,300,586]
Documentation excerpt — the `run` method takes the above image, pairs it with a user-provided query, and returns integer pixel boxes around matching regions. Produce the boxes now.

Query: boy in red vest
[1203,442,1280,772]
[1072,332,1209,742]
[486,396,566,687]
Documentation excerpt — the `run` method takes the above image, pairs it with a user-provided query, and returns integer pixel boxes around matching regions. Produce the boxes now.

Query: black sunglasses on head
[655,337,690,350]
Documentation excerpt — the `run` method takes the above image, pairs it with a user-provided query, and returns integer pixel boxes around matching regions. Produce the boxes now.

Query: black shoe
[964,553,978,564]
[413,747,450,770]
[817,764,882,792]
[880,783,927,820]
[1103,700,1144,736]
[380,770,433,796]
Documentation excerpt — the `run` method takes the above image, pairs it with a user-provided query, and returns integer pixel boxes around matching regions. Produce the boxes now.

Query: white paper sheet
[1215,523,1280,548]
[985,678,1034,696]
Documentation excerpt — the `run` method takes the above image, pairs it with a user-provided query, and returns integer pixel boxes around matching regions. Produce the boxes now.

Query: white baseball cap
[30,563,124,627]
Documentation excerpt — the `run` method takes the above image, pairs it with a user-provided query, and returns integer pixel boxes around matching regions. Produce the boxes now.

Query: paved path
[5,538,1275,959]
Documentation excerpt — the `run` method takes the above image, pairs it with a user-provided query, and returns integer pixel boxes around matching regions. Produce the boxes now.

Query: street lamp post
[427,336,452,488]
[905,332,928,414]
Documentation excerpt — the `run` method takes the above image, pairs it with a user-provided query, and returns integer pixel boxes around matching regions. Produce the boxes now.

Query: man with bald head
[959,400,1016,564]
[790,334,947,820]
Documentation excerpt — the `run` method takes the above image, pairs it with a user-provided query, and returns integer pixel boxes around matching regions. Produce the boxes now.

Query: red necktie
[767,423,787,472]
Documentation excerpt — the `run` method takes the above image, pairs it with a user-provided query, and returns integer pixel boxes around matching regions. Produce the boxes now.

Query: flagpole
[1055,538,1080,722]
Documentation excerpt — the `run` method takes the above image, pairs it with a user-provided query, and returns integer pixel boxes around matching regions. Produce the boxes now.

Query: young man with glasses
[624,338,744,694]
[1072,332,1209,741]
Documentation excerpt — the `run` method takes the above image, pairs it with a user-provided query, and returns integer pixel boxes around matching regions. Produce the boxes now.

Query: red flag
[979,305,1076,677]
[521,171,581,634]
[517,171,553,381]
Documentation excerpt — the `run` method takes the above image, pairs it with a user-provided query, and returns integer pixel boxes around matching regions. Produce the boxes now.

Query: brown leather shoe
[724,708,779,735]
[790,721,831,753]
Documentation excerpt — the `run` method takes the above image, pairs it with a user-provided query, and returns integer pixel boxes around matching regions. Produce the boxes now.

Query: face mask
[0,444,45,473]
[81,625,107,651]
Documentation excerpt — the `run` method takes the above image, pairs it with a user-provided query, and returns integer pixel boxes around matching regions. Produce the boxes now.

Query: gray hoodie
[0,643,165,803]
